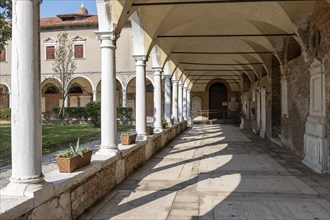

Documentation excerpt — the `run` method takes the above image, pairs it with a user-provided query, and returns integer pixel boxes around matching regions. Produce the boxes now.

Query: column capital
[133,55,148,62]
[164,74,172,79]
[95,31,117,48]
[152,66,163,74]
[178,81,183,88]
[172,79,179,84]
[183,86,188,91]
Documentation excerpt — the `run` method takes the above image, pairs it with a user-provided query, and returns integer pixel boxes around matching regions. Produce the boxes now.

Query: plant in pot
[146,125,154,135]
[56,138,92,173]
[162,119,169,129]
[120,132,137,145]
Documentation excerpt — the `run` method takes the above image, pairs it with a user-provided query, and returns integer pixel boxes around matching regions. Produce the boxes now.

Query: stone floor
[79,124,330,220]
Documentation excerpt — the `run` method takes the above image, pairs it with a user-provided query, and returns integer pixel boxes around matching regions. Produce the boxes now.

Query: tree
[52,32,77,123]
[0,0,12,50]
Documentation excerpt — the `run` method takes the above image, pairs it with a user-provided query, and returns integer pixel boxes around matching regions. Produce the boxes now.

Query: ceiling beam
[180,62,262,66]
[133,0,314,7]
[172,51,273,55]
[158,33,295,38]
[187,74,242,76]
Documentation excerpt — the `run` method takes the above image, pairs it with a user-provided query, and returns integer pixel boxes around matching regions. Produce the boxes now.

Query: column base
[96,147,119,156]
[1,181,48,197]
[154,127,163,133]
[303,117,328,174]
[136,133,148,141]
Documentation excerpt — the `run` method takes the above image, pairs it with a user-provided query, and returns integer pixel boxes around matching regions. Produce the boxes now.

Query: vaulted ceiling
[99,0,316,91]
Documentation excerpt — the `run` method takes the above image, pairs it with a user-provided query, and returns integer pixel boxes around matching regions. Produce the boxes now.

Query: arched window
[69,86,83,94]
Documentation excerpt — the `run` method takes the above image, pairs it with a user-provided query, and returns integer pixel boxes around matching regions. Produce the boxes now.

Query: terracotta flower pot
[146,127,154,135]
[120,133,137,145]
[56,150,92,173]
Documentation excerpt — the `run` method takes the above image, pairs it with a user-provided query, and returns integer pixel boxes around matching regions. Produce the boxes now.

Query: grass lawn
[0,123,133,167]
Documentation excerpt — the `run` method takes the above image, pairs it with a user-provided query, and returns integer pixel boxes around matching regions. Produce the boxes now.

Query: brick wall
[281,56,310,156]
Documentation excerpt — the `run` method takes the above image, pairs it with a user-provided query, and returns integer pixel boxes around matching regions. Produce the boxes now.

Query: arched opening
[67,77,93,107]
[126,77,154,122]
[0,84,10,110]
[96,79,123,107]
[209,82,228,119]
[41,79,62,116]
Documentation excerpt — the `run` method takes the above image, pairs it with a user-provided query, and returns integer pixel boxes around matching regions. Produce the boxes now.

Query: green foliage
[162,119,169,129]
[0,0,12,50]
[0,108,11,120]
[120,132,134,137]
[117,107,134,121]
[57,138,89,158]
[147,125,153,128]
[52,107,88,120]
[85,101,101,127]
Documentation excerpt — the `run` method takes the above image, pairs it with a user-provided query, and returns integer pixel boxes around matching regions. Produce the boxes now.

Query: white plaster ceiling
[106,0,316,91]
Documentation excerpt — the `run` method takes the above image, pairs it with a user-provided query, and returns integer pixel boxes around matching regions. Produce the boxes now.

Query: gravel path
[0,139,101,189]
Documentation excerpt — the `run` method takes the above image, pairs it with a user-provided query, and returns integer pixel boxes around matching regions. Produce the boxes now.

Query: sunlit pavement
[79,124,330,220]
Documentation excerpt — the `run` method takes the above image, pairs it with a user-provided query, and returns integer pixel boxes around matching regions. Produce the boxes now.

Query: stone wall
[281,56,311,156]
[0,122,187,219]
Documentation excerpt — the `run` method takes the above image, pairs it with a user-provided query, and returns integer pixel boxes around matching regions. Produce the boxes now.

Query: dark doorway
[209,82,228,119]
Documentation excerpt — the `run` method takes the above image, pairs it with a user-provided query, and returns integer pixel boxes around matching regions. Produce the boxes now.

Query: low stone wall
[0,122,187,219]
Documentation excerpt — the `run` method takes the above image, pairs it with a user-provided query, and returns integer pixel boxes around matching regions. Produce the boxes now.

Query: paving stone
[80,124,330,220]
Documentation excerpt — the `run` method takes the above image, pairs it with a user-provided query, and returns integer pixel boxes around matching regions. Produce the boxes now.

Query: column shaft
[153,67,163,132]
[183,87,187,120]
[178,82,183,122]
[164,76,171,125]
[92,89,97,102]
[187,90,191,119]
[98,33,118,153]
[134,56,147,140]
[172,80,178,124]
[10,0,43,183]
[122,90,127,107]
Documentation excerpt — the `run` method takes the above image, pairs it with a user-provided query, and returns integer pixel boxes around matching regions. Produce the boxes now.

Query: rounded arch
[96,77,125,91]
[0,82,10,93]
[41,77,62,88]
[68,76,94,92]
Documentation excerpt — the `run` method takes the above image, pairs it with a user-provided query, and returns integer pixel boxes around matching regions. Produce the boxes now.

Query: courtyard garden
[0,123,133,167]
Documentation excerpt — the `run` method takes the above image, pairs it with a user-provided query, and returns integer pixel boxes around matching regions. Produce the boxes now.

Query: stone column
[153,67,163,132]
[178,81,183,122]
[9,0,43,185]
[164,75,171,126]
[134,55,148,140]
[122,89,127,107]
[92,89,97,102]
[96,32,118,154]
[303,59,328,173]
[183,86,188,120]
[187,89,191,124]
[172,79,178,125]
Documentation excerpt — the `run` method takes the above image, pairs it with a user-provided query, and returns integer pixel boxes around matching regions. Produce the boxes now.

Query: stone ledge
[0,121,187,219]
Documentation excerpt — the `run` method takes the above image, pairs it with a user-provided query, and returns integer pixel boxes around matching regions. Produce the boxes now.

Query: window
[0,49,6,62]
[74,44,84,59]
[72,36,86,59]
[46,46,55,60]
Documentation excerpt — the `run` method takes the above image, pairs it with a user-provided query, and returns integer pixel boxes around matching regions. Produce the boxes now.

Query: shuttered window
[46,46,55,60]
[74,44,84,58]
[0,49,6,62]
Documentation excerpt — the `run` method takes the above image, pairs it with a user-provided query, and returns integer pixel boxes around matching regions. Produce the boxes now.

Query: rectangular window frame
[0,47,7,62]
[74,43,85,59]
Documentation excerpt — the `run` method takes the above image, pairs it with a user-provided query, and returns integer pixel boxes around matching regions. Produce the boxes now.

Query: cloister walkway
[80,124,330,220]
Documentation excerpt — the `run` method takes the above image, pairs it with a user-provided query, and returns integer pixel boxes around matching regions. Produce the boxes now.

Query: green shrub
[85,101,101,127]
[52,107,88,120]
[0,108,11,120]
[117,107,134,121]
[162,119,169,129]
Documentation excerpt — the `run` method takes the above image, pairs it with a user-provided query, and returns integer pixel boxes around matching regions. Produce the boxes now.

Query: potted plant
[56,138,92,173]
[162,119,169,129]
[146,125,154,135]
[120,132,137,145]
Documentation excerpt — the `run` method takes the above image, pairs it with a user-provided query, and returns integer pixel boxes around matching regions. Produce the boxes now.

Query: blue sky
[40,0,97,18]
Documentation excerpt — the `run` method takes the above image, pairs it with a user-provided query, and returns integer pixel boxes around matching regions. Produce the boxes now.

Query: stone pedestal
[303,59,328,173]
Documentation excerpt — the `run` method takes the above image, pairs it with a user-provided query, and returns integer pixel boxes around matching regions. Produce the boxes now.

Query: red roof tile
[40,14,98,28]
